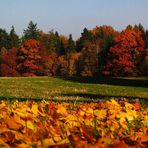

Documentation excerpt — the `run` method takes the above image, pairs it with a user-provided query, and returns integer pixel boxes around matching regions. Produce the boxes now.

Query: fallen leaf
[5,117,23,130]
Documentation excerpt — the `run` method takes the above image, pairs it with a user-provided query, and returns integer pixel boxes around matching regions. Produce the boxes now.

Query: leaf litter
[0,99,147,147]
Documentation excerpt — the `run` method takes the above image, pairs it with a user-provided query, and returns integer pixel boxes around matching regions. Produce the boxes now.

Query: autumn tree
[103,27,144,76]
[76,26,118,75]
[54,55,69,76]
[37,47,58,76]
[0,47,19,76]
[91,25,118,73]
[17,39,41,76]
[77,43,99,76]
[44,51,58,76]
[53,52,80,77]
[66,53,81,76]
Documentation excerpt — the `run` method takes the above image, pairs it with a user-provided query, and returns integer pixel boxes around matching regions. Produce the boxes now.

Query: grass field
[0,76,147,101]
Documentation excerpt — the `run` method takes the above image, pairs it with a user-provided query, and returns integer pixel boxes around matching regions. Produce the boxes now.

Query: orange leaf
[5,117,23,131]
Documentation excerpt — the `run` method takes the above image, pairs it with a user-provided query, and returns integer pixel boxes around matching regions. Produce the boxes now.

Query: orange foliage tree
[17,39,41,76]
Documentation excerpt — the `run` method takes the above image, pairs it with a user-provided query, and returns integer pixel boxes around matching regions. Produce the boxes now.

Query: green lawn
[0,77,148,101]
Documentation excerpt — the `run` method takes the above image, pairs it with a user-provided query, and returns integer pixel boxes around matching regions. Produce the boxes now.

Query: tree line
[0,21,147,77]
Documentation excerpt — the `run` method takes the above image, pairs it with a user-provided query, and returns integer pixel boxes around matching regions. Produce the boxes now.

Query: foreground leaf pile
[0,99,148,148]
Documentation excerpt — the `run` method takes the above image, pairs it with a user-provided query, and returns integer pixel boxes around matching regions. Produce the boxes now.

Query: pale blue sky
[0,0,147,39]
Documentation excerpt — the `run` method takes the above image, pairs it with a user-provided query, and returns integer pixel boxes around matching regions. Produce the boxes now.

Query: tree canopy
[0,22,147,77]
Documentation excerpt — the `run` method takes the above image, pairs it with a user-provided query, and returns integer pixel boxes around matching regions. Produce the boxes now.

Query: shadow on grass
[0,96,42,102]
[0,94,147,103]
[61,93,148,103]
[61,76,148,87]
[0,96,104,103]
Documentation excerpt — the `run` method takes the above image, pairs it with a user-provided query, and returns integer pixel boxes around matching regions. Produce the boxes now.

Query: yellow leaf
[65,115,80,127]
[57,105,67,115]
[108,99,121,110]
[13,114,25,126]
[14,108,28,118]
[79,110,85,116]
[49,125,60,137]
[110,99,120,107]
[143,115,148,126]
[53,136,62,142]
[16,143,30,148]
[57,138,70,145]
[31,104,39,115]
[26,121,35,130]
[119,121,128,130]
[94,109,107,120]
[84,119,94,126]
[125,102,135,110]
[86,108,93,114]
[65,126,71,136]
[104,137,114,144]
[0,114,3,119]
[43,138,55,146]
[126,110,137,121]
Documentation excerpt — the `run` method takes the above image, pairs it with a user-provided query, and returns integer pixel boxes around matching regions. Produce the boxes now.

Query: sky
[0,0,148,39]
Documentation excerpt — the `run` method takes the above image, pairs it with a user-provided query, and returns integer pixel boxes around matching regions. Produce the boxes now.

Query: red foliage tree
[37,47,58,76]
[0,48,19,76]
[103,28,145,76]
[17,39,41,76]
